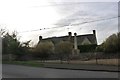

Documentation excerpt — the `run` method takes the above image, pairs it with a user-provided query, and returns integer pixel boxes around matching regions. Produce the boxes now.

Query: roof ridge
[43,34,94,39]
[77,34,93,36]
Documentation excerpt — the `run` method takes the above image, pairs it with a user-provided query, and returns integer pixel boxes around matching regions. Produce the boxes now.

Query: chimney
[93,30,96,35]
[68,32,72,36]
[74,32,77,50]
[68,32,72,41]
[39,36,42,41]
[74,33,77,36]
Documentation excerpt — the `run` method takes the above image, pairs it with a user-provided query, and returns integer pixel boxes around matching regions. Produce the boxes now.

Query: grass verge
[2,59,119,67]
[2,61,44,67]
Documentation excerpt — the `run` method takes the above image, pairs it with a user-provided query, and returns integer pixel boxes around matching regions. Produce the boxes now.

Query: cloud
[54,2,117,27]
[50,2,118,44]
[1,1,118,45]
[119,2,120,32]
[26,2,117,45]
[22,2,118,45]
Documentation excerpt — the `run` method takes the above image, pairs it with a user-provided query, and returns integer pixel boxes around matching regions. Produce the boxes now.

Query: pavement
[2,64,119,78]
[43,63,119,72]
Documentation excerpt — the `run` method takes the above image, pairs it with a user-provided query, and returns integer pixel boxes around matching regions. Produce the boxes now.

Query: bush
[78,44,97,53]
[33,41,54,61]
[55,41,73,63]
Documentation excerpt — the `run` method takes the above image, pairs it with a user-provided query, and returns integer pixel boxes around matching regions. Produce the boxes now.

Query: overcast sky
[0,0,119,46]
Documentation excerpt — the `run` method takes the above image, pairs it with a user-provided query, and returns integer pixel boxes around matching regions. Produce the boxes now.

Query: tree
[95,42,104,52]
[33,41,54,61]
[103,34,118,53]
[2,30,31,61]
[96,33,119,53]
[15,40,32,60]
[2,32,20,55]
[0,28,6,37]
[55,41,73,63]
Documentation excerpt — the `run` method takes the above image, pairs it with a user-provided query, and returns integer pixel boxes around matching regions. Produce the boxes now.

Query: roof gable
[81,37,91,45]
[77,34,97,45]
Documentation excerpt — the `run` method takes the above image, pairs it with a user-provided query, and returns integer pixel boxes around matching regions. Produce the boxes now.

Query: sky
[0,0,119,46]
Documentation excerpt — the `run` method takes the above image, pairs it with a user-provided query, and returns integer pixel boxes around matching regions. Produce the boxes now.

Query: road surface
[2,64,119,78]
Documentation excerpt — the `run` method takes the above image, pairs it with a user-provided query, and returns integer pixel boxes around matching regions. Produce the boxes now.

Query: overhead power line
[18,16,119,33]
[31,2,82,8]
[70,16,119,26]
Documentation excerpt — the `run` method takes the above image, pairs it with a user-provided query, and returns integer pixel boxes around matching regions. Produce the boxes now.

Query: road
[2,64,118,78]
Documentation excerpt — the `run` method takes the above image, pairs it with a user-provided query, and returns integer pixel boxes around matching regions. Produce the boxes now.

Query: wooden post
[95,52,98,64]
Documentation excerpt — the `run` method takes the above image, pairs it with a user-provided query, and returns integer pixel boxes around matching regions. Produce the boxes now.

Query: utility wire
[31,2,83,8]
[18,16,119,33]
[70,16,119,26]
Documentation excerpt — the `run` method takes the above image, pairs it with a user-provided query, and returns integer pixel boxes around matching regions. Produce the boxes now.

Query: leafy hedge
[78,44,97,53]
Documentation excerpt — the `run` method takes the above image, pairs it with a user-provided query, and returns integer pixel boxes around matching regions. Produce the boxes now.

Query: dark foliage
[78,44,97,53]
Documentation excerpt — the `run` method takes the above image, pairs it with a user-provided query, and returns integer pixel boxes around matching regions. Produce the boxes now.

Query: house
[38,30,97,45]
[37,30,97,53]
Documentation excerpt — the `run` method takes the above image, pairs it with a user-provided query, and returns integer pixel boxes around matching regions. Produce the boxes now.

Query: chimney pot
[74,33,77,36]
[68,32,72,36]
[93,30,96,35]
[39,36,42,41]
